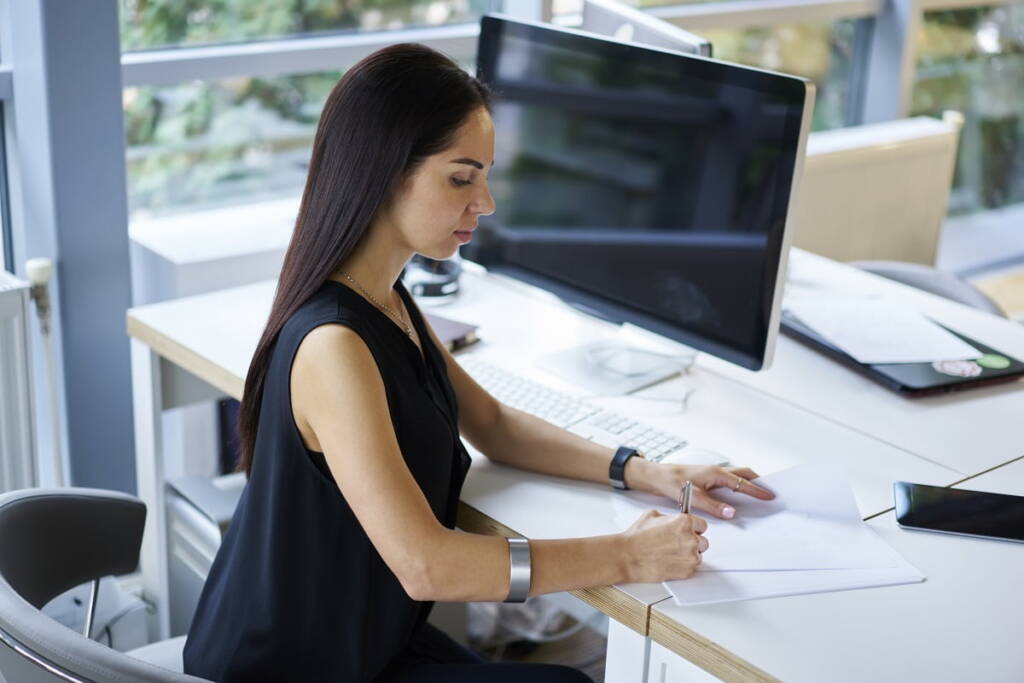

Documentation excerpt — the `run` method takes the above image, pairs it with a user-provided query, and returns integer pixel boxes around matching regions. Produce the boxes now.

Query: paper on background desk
[612,462,924,605]
[785,297,980,364]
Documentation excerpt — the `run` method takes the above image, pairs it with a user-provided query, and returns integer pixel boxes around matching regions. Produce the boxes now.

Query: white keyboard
[460,357,687,461]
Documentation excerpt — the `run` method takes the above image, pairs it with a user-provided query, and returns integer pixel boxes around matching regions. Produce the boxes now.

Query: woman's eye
[451,177,472,187]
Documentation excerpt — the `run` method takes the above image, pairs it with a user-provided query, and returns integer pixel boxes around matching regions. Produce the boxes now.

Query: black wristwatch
[609,446,642,490]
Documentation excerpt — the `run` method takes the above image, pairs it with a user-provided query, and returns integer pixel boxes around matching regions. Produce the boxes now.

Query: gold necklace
[337,270,414,338]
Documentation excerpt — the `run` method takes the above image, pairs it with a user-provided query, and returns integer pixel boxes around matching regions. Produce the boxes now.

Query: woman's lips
[454,226,475,244]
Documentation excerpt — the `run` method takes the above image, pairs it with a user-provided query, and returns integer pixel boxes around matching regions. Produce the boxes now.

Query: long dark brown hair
[237,44,491,476]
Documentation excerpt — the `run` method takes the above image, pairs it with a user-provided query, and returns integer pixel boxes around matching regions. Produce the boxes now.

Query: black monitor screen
[465,16,812,370]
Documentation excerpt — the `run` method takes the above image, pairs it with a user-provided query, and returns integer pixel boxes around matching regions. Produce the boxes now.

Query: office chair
[0,487,210,682]
[851,260,1006,318]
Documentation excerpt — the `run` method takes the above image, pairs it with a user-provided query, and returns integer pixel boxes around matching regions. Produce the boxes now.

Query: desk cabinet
[648,641,722,683]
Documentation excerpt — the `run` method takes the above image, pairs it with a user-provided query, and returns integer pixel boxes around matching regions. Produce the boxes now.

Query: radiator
[0,271,36,491]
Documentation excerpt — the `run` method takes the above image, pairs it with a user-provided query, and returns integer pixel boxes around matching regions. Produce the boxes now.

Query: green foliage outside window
[121,1,491,217]
[122,1,1024,220]
[120,0,486,50]
[912,3,1024,215]
[124,72,342,214]
[698,20,859,132]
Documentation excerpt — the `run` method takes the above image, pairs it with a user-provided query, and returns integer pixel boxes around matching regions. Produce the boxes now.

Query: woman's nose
[473,183,496,216]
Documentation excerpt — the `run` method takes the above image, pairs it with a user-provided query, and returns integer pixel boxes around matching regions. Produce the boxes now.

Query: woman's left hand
[631,461,775,520]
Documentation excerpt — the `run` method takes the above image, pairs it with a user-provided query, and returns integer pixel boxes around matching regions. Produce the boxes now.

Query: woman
[183,43,773,682]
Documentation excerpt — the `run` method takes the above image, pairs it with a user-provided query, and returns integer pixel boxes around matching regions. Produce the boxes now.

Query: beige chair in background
[791,111,964,266]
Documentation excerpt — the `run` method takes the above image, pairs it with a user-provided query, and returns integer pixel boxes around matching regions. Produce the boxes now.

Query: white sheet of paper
[785,297,980,364]
[610,461,926,605]
[612,462,902,572]
[663,554,924,606]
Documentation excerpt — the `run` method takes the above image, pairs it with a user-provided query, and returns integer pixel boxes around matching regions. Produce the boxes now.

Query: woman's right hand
[621,509,709,583]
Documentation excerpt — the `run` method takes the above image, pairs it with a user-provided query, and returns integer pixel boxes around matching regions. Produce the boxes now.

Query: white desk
[647,455,1024,682]
[421,265,960,518]
[701,250,1024,475]
[126,252,1003,679]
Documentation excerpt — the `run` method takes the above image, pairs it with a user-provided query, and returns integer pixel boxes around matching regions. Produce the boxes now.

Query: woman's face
[384,106,496,260]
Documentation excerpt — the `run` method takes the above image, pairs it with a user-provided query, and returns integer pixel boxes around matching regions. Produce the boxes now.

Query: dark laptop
[781,310,1024,397]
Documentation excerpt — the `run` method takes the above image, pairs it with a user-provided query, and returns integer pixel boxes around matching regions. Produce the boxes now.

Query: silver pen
[678,480,693,514]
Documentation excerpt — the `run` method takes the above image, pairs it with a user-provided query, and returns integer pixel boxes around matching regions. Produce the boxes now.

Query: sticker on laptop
[931,359,983,378]
[976,354,1011,370]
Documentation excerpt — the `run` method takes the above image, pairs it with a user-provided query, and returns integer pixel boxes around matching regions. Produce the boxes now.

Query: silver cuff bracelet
[504,537,531,603]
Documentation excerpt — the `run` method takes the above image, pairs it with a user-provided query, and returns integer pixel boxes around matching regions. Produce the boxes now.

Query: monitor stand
[537,340,694,396]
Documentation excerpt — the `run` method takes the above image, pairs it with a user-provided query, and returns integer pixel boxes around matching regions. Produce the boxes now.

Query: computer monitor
[581,0,711,57]
[466,15,814,391]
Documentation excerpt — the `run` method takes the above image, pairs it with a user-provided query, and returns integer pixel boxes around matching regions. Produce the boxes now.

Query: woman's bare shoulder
[292,323,377,383]
[290,323,386,451]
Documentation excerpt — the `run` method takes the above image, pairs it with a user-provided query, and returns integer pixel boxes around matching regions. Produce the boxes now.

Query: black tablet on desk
[894,481,1024,543]
[780,310,1024,397]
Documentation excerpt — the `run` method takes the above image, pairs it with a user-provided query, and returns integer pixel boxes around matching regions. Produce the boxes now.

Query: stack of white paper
[612,462,924,606]
[784,297,980,364]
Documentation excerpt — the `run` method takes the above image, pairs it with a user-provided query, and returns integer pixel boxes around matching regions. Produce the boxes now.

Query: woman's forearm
[473,404,660,494]
[412,405,697,603]
[414,526,630,602]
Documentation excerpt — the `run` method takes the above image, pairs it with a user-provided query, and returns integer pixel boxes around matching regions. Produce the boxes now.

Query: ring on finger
[733,477,743,491]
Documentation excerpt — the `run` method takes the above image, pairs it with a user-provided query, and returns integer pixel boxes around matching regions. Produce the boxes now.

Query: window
[555,2,864,131]
[124,70,340,216]
[911,2,1024,215]
[120,0,496,51]
[120,1,495,218]
[697,20,862,131]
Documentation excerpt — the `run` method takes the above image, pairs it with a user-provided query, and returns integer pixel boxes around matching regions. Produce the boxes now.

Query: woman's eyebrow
[449,157,494,169]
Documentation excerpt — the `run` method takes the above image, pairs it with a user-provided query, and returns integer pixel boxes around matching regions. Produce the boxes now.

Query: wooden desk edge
[648,605,780,683]
[456,501,649,636]
[127,314,245,401]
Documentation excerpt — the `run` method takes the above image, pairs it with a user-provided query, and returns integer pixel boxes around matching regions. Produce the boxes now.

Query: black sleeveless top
[183,280,471,682]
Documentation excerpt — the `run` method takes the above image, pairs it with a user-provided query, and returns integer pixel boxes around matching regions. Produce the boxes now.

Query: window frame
[0,64,11,272]
[0,102,11,273]
[114,0,1022,216]
[0,64,11,99]
[117,0,1019,138]
[121,21,483,87]
[645,0,881,30]
[642,0,1015,124]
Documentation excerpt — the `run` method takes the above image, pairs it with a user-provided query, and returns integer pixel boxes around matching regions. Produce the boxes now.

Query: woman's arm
[291,324,708,602]
[421,319,775,519]
[416,314,627,482]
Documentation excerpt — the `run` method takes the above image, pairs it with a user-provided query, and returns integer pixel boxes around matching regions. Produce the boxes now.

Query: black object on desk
[423,312,479,352]
[467,14,812,374]
[894,481,1024,543]
[403,254,461,299]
